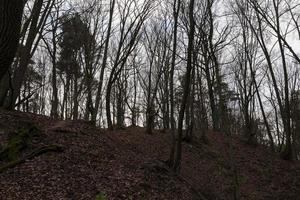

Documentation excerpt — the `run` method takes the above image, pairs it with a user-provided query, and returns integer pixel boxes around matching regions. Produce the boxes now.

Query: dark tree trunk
[172,0,195,173]
[93,0,116,125]
[168,0,181,167]
[0,0,24,81]
[8,0,49,109]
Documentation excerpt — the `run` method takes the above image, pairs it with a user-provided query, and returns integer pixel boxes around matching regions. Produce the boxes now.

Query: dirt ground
[0,110,300,200]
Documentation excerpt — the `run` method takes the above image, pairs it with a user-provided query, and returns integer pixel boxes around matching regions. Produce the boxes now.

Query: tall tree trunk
[92,0,116,125]
[207,0,222,130]
[50,29,59,119]
[0,0,24,81]
[0,72,10,106]
[73,75,79,120]
[273,0,293,159]
[131,67,138,126]
[7,0,47,109]
[146,61,153,134]
[169,0,181,167]
[172,0,195,173]
[106,79,114,130]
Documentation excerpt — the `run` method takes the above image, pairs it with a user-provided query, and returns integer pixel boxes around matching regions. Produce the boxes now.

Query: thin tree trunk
[169,0,181,167]
[172,0,195,173]
[92,0,116,125]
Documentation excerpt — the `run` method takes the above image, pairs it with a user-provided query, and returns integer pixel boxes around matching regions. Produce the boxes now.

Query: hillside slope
[111,128,300,200]
[0,110,194,200]
[0,110,300,200]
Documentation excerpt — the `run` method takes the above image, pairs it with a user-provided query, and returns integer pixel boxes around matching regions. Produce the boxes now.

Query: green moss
[0,144,63,173]
[0,126,39,161]
[0,157,26,173]
[238,174,247,185]
[96,192,107,200]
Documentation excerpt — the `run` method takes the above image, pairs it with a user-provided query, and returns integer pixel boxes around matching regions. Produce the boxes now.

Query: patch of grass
[96,192,107,200]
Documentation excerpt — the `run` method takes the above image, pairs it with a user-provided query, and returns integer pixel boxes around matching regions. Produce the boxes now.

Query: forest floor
[0,110,300,200]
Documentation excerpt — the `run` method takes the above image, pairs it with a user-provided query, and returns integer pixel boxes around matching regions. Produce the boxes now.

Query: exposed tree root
[0,145,63,173]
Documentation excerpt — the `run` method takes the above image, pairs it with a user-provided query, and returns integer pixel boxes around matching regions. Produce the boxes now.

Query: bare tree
[172,0,195,173]
[105,0,154,130]
[6,0,56,109]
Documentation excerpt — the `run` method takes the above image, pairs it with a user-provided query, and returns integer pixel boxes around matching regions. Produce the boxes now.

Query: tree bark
[0,0,24,81]
[168,0,181,167]
[172,0,195,173]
